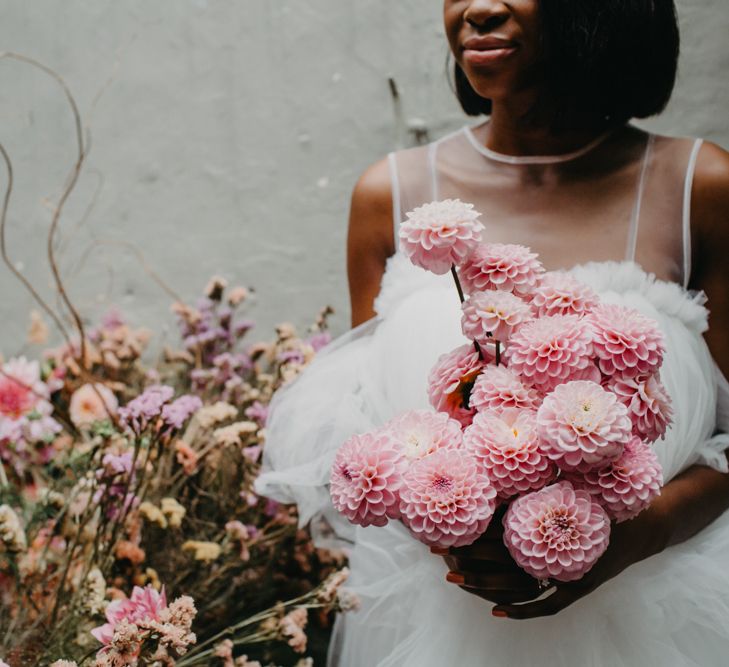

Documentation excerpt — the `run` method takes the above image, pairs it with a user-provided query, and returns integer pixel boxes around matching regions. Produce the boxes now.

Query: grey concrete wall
[1,0,727,357]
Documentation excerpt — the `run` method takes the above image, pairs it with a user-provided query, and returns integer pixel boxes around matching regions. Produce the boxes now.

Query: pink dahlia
[503,480,610,582]
[605,371,673,443]
[459,243,544,298]
[537,380,632,471]
[461,291,533,344]
[588,303,665,378]
[428,344,491,427]
[530,272,599,318]
[398,199,484,275]
[399,449,497,548]
[330,431,406,527]
[91,584,167,644]
[504,315,595,393]
[384,409,462,461]
[470,365,541,414]
[463,409,556,499]
[565,436,663,523]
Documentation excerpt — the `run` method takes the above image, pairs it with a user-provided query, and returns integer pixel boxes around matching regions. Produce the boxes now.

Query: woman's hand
[432,501,670,620]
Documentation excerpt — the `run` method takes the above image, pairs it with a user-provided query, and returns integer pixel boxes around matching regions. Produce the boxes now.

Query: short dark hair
[451,0,680,128]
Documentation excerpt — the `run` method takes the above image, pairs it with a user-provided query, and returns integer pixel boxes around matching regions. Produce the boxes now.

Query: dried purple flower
[161,395,203,430]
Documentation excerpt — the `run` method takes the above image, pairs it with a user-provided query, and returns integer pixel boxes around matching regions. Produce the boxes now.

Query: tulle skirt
[256,258,729,666]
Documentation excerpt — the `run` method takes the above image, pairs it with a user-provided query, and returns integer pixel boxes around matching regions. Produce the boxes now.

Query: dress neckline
[462,121,614,165]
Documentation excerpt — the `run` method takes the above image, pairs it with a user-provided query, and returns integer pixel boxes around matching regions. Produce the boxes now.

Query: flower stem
[450,265,466,304]
[450,265,484,361]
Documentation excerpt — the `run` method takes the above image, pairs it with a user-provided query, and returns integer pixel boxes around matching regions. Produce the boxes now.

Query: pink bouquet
[330,199,669,583]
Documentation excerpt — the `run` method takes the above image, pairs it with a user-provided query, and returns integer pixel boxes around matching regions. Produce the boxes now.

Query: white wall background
[0,0,727,357]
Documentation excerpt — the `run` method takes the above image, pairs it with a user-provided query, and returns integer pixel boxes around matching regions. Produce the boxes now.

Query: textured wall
[0,0,727,357]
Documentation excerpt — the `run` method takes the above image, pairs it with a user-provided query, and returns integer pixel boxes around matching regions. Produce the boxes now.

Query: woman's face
[443,0,541,105]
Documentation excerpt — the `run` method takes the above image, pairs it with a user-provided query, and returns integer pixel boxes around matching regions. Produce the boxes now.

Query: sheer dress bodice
[388,121,703,286]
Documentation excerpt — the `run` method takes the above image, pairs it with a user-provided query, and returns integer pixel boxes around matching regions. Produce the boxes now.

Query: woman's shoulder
[692,139,729,245]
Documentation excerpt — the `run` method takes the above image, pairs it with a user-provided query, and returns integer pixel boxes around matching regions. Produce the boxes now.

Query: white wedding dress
[256,120,729,666]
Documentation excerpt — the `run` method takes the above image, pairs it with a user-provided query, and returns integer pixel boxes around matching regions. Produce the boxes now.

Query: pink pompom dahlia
[399,449,497,548]
[459,243,544,297]
[384,409,463,461]
[461,291,533,344]
[463,409,556,499]
[537,380,632,471]
[503,480,611,582]
[330,431,406,527]
[565,436,663,523]
[588,303,665,378]
[605,371,673,443]
[530,272,599,318]
[470,365,541,414]
[398,199,484,275]
[428,344,491,427]
[504,315,596,393]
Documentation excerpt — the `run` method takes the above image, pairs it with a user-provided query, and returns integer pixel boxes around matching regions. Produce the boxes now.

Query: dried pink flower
[317,567,350,604]
[428,344,491,427]
[213,638,234,664]
[537,380,632,471]
[530,271,599,318]
[588,303,665,378]
[115,540,146,565]
[505,314,596,393]
[383,409,462,461]
[461,291,533,344]
[469,365,541,414]
[330,431,406,527]
[69,383,118,428]
[565,436,663,522]
[604,371,673,443]
[503,480,611,582]
[459,242,544,297]
[280,608,308,653]
[91,584,167,645]
[336,588,361,612]
[165,594,197,631]
[96,618,142,665]
[463,409,556,499]
[399,449,497,548]
[398,199,484,275]
[175,440,199,475]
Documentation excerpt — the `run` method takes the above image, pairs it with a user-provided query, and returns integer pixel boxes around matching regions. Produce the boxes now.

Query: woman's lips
[463,46,518,66]
[462,36,518,66]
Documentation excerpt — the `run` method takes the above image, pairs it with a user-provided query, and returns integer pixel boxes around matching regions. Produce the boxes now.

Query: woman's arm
[440,141,729,619]
[346,158,396,327]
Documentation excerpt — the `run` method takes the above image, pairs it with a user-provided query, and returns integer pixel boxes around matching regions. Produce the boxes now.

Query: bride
[257,1,729,664]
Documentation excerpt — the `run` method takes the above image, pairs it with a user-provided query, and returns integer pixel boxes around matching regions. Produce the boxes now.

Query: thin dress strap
[682,138,704,289]
[428,140,440,201]
[387,151,402,250]
[625,133,655,262]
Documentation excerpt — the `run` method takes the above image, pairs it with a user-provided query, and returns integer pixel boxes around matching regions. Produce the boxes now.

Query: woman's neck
[484,99,610,157]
